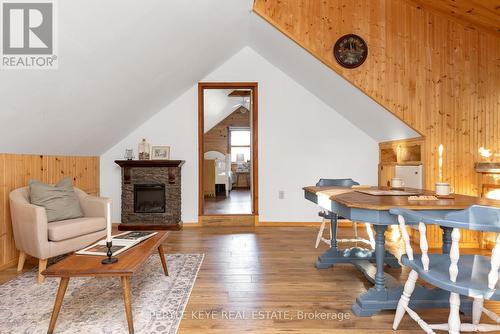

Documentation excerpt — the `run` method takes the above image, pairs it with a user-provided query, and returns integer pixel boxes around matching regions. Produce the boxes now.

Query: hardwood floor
[204,189,251,214]
[169,226,500,333]
[1,226,499,333]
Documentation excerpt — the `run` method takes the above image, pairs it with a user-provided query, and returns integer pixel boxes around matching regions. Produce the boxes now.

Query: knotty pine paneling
[204,106,250,154]
[254,0,500,248]
[411,0,500,35]
[0,154,99,269]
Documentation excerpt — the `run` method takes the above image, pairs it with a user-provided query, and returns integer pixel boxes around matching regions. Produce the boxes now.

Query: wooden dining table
[303,185,500,317]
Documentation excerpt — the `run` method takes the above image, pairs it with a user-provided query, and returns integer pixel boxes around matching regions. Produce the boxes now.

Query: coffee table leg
[47,277,69,334]
[158,245,169,276]
[121,276,134,334]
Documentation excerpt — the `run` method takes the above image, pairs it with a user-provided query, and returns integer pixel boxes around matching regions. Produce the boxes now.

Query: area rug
[0,253,203,334]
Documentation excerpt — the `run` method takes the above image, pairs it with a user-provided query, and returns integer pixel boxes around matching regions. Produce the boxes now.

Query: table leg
[158,245,169,276]
[121,276,134,334]
[441,226,453,254]
[374,225,386,291]
[315,213,399,269]
[47,277,69,334]
[351,224,472,317]
[330,212,338,250]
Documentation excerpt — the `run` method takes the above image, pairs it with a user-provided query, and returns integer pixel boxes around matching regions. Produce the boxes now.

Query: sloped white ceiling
[0,1,417,156]
[203,89,250,132]
[0,0,253,155]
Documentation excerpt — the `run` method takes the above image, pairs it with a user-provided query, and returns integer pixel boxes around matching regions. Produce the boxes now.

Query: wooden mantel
[115,160,185,185]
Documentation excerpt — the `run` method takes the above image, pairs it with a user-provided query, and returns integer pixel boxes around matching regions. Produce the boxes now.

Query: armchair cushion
[29,176,83,222]
[48,217,106,242]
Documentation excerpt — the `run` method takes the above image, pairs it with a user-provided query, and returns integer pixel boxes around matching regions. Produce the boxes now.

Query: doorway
[198,82,258,223]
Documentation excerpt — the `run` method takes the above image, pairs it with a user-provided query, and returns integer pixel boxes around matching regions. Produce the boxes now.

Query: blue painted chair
[315,178,375,249]
[390,205,500,333]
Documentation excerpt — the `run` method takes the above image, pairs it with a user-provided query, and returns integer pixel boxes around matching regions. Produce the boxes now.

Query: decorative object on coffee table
[102,201,118,264]
[115,159,185,231]
[138,138,151,160]
[101,241,118,264]
[151,145,170,160]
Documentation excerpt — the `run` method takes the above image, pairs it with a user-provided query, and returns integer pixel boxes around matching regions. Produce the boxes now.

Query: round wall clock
[333,34,368,69]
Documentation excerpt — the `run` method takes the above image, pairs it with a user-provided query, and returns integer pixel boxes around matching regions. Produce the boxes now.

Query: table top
[43,231,169,277]
[303,186,500,211]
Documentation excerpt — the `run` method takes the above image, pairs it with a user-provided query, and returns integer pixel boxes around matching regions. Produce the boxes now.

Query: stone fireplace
[115,160,185,230]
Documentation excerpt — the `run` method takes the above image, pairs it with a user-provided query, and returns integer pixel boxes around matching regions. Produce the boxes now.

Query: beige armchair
[10,187,108,283]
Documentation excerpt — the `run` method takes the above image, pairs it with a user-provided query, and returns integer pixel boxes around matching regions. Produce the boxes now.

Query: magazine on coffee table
[76,231,157,256]
[112,231,157,242]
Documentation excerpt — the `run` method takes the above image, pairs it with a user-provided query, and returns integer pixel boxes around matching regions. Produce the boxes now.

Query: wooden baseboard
[182,221,202,227]
[118,222,182,231]
[182,219,355,228]
[257,220,352,227]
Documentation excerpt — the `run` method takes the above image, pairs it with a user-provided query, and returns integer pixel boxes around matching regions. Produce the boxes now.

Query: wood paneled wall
[204,106,250,154]
[412,0,500,35]
[254,1,499,193]
[254,0,500,247]
[0,154,100,269]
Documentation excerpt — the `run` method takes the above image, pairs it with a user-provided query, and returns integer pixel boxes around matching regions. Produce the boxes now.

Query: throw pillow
[29,176,84,222]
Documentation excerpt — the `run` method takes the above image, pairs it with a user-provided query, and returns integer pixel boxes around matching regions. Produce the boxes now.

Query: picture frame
[151,146,170,160]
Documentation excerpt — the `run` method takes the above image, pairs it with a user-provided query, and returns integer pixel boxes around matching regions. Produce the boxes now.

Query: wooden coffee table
[42,231,170,334]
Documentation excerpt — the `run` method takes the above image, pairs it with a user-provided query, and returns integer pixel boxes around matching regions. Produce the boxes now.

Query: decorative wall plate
[333,34,368,68]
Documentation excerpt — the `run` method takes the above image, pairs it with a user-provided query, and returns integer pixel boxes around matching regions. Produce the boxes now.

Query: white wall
[100,46,379,223]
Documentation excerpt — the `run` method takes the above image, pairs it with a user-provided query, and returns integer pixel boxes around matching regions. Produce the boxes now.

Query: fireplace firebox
[134,184,166,213]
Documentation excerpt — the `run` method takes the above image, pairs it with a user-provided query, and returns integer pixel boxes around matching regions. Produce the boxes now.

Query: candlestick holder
[101,241,118,264]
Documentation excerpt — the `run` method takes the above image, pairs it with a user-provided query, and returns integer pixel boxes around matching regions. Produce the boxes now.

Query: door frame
[198,82,259,217]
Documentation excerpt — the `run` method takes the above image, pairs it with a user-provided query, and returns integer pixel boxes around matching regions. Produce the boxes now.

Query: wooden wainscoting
[0,154,100,270]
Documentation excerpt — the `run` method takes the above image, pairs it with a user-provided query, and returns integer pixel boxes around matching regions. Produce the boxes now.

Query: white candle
[438,144,444,183]
[106,201,112,242]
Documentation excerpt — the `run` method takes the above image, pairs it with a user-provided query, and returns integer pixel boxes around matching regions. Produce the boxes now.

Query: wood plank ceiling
[411,0,500,35]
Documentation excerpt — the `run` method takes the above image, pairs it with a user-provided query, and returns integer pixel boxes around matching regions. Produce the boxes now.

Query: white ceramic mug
[391,177,404,188]
[435,182,453,196]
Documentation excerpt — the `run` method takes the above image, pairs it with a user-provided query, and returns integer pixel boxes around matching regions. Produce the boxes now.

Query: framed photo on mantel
[151,146,170,160]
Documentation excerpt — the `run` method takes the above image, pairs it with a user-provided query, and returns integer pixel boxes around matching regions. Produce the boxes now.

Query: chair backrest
[9,187,30,204]
[315,178,359,187]
[390,205,500,289]
[444,205,500,232]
